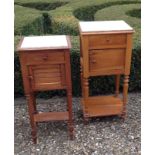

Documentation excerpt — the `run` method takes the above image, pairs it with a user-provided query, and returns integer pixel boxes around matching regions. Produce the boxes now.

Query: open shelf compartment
[34,112,69,122]
[81,95,123,117]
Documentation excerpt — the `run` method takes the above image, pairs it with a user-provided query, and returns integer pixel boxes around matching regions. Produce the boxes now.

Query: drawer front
[28,64,66,91]
[25,51,65,65]
[89,34,126,49]
[89,49,125,75]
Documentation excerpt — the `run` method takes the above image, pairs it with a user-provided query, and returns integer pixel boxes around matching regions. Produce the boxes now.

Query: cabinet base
[81,95,123,118]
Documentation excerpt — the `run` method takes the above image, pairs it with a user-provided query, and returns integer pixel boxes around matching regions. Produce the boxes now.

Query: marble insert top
[79,20,133,33]
[20,35,69,49]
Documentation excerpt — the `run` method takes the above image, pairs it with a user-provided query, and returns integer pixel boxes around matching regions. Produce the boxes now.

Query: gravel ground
[15,93,141,155]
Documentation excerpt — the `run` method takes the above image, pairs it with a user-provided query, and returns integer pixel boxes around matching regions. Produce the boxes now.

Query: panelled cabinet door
[28,64,66,91]
[89,49,125,76]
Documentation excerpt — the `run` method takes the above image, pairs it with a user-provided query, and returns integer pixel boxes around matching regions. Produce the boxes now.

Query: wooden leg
[83,78,89,97]
[121,75,129,120]
[115,74,120,97]
[80,65,84,97]
[83,78,89,124]
[26,94,37,144]
[64,52,74,140]
[32,92,37,114]
[83,114,89,125]
[67,90,74,140]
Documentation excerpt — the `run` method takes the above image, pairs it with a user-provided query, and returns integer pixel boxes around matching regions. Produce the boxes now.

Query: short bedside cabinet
[17,35,74,143]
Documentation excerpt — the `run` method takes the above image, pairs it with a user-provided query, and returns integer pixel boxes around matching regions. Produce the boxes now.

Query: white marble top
[21,35,68,49]
[79,20,133,33]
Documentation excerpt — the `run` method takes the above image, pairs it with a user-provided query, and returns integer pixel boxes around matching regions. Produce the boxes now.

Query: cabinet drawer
[25,51,65,65]
[88,34,126,49]
[89,49,125,75]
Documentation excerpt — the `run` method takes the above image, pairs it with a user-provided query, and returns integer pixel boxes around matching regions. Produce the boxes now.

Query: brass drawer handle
[42,55,48,61]
[91,59,97,63]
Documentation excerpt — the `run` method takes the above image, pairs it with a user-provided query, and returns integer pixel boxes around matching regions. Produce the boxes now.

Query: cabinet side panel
[19,52,31,95]
[81,35,89,78]
[125,34,133,75]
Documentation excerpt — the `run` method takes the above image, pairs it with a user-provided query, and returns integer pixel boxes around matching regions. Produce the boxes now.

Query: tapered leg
[65,51,74,140]
[83,114,89,125]
[26,94,37,144]
[31,92,37,114]
[83,78,89,124]
[115,74,120,97]
[80,64,84,97]
[67,89,74,140]
[121,75,129,119]
[83,78,89,97]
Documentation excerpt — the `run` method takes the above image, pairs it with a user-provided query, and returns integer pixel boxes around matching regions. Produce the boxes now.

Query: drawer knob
[42,55,48,61]
[106,39,110,42]
[89,52,95,55]
[28,76,33,80]
[91,59,97,63]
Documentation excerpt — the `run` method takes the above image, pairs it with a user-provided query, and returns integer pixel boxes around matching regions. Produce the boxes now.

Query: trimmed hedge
[94,3,141,46]
[14,5,43,35]
[14,0,141,97]
[16,2,68,11]
[15,0,69,4]
[14,5,53,35]
[73,1,140,21]
[15,1,140,37]
[126,8,141,18]
[15,36,141,97]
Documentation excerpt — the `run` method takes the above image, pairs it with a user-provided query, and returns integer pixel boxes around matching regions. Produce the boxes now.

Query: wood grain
[18,35,74,143]
[79,21,134,121]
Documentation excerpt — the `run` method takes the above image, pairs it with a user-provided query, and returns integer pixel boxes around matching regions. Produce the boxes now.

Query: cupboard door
[89,49,125,76]
[28,64,66,91]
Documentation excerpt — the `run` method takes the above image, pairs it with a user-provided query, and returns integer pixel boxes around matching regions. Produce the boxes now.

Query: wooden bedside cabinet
[79,21,134,122]
[17,35,74,143]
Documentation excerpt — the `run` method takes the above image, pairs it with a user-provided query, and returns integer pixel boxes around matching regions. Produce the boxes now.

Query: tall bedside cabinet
[17,35,74,143]
[79,21,134,122]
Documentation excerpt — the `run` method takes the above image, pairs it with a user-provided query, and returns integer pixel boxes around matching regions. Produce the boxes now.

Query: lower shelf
[34,112,69,122]
[81,95,123,117]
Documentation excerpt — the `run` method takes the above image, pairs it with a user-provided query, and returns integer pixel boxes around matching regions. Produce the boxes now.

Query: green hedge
[15,39,141,97]
[14,5,42,35]
[94,3,141,46]
[15,2,68,11]
[14,0,141,97]
[73,1,140,21]
[126,8,141,18]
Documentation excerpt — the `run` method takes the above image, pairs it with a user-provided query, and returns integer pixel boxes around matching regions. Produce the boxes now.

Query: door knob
[28,75,33,80]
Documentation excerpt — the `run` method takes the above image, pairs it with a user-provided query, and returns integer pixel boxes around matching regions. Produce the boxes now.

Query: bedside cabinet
[79,21,134,122]
[17,35,74,143]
